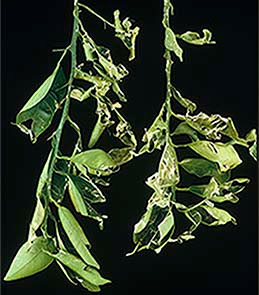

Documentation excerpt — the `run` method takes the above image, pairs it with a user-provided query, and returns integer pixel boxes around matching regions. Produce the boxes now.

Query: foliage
[128,0,257,255]
[5,0,139,292]
[5,0,256,292]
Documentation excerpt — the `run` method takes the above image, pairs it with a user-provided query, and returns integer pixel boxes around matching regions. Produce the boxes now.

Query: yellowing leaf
[189,141,242,172]
[165,27,183,61]
[178,29,216,45]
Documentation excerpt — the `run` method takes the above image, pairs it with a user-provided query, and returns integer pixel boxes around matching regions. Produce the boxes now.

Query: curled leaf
[171,86,197,113]
[114,10,140,61]
[88,100,114,148]
[177,29,216,45]
[164,27,183,61]
[129,196,175,255]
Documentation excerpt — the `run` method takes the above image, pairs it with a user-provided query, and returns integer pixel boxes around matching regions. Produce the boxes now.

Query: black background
[2,0,258,294]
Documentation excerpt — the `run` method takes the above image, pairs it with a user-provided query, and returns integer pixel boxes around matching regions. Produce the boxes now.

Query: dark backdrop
[2,0,258,295]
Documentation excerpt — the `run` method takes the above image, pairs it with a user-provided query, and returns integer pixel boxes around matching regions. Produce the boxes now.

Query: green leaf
[177,29,216,45]
[58,206,100,269]
[188,141,242,172]
[189,177,248,203]
[68,174,106,204]
[172,122,199,142]
[108,147,134,166]
[4,237,55,281]
[71,149,118,176]
[130,196,175,254]
[114,10,140,61]
[184,112,248,146]
[158,137,180,187]
[16,66,67,142]
[139,107,167,154]
[114,119,137,148]
[245,128,257,142]
[179,158,230,183]
[67,177,106,229]
[192,205,237,226]
[171,86,197,113]
[249,140,257,161]
[51,159,69,202]
[49,250,111,286]
[88,100,114,148]
[164,27,183,62]
[28,198,45,242]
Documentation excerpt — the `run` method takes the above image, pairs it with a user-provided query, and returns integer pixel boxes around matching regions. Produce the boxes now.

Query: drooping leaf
[28,198,45,242]
[139,107,167,154]
[88,100,114,148]
[171,86,197,113]
[16,66,67,142]
[67,177,106,229]
[58,206,100,269]
[184,112,248,146]
[48,250,111,287]
[249,140,257,161]
[108,147,134,165]
[158,137,180,187]
[51,159,69,202]
[179,158,230,183]
[188,140,242,172]
[129,196,175,254]
[4,237,55,281]
[190,205,237,226]
[164,27,183,62]
[172,122,199,142]
[67,174,106,204]
[177,29,216,45]
[114,119,137,148]
[114,10,140,61]
[71,149,118,176]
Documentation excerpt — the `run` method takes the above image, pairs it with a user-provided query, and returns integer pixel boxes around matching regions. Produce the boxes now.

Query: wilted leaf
[188,140,242,172]
[108,147,134,165]
[164,27,183,62]
[88,100,113,148]
[4,237,55,281]
[179,158,230,183]
[58,206,100,269]
[130,196,175,254]
[191,205,237,226]
[28,198,45,242]
[114,10,140,61]
[158,137,180,187]
[67,177,106,229]
[171,86,197,113]
[184,112,247,146]
[139,107,167,154]
[16,66,67,142]
[249,140,257,161]
[114,119,137,148]
[71,149,118,176]
[172,122,199,142]
[177,29,215,45]
[49,250,111,286]
[68,174,106,204]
